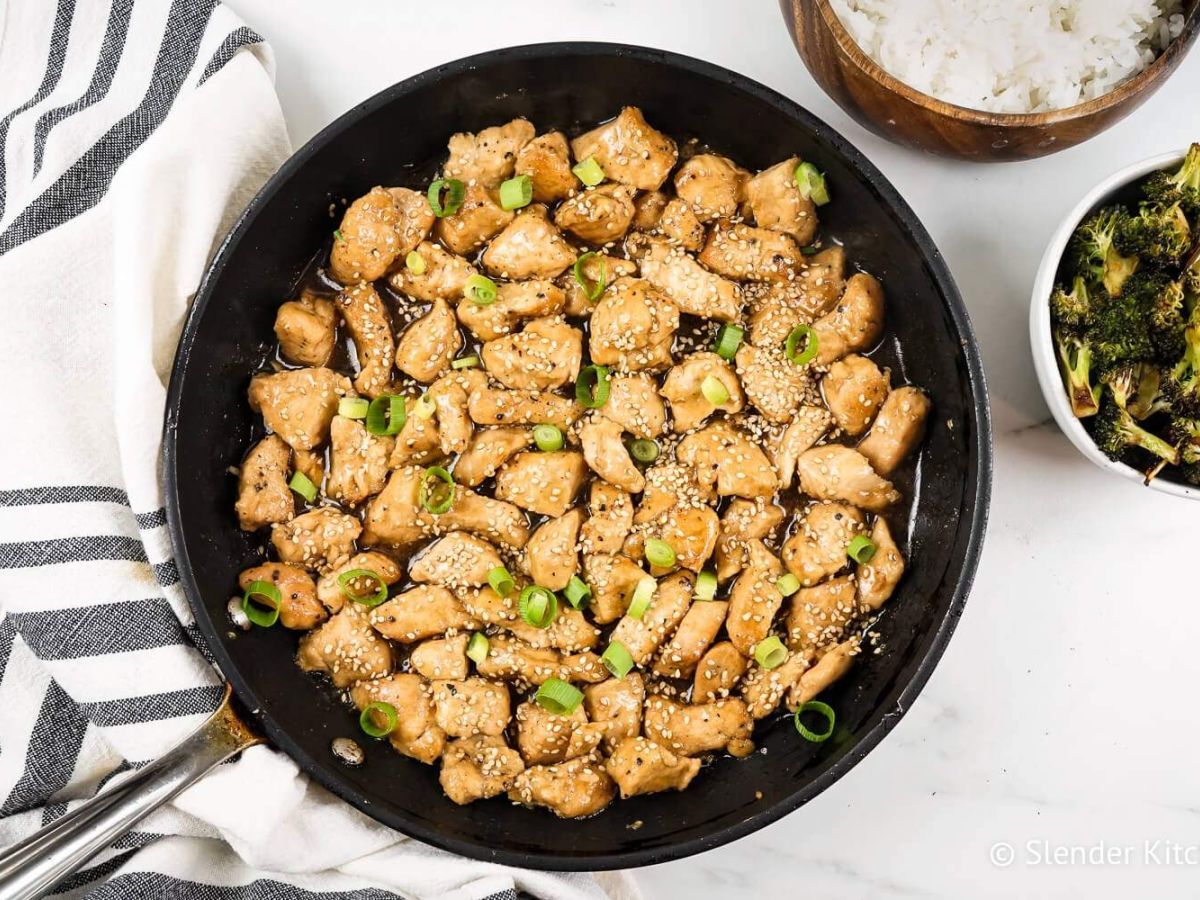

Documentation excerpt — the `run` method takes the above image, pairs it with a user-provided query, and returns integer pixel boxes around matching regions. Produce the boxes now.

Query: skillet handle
[0,685,261,900]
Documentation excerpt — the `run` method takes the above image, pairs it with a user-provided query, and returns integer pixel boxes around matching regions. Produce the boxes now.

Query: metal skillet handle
[0,685,261,900]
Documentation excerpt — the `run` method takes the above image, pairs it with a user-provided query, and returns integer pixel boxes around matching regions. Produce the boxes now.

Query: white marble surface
[221,1,1200,895]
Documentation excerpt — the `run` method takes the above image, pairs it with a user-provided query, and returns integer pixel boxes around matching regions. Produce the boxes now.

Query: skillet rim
[163,40,993,870]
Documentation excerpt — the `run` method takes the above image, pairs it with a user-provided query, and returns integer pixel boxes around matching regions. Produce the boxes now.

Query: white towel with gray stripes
[0,1,639,898]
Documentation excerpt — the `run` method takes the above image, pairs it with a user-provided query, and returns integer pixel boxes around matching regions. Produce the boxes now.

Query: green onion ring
[627,576,656,619]
[753,636,788,670]
[533,424,564,452]
[573,251,607,302]
[499,175,533,211]
[785,324,819,366]
[366,394,406,436]
[701,375,731,406]
[847,534,877,564]
[405,250,427,274]
[427,178,465,217]
[575,365,611,408]
[464,274,498,306]
[359,701,398,738]
[466,632,489,664]
[338,397,369,419]
[572,157,605,187]
[487,565,516,598]
[601,641,635,678]
[794,162,830,206]
[713,323,744,360]
[413,394,437,420]
[338,568,388,607]
[419,466,455,515]
[242,580,282,628]
[564,576,591,609]
[795,700,836,742]
[628,438,659,464]
[693,571,718,600]
[535,677,584,715]
[776,573,801,597]
[518,585,558,629]
[288,471,318,503]
[644,538,676,569]
[451,355,480,369]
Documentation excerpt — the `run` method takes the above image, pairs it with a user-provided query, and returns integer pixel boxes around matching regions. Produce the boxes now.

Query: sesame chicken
[481,205,577,280]
[584,674,645,751]
[781,501,866,588]
[408,531,504,594]
[785,575,856,659]
[554,182,638,244]
[652,598,727,679]
[389,240,478,302]
[631,189,669,231]
[580,482,634,556]
[515,131,576,203]
[609,571,694,665]
[571,106,678,191]
[292,449,325,493]
[274,290,336,368]
[676,420,778,499]
[693,641,749,702]
[516,700,588,765]
[525,508,584,591]
[440,735,525,804]
[796,445,901,512]
[626,497,720,574]
[606,737,701,798]
[443,118,535,188]
[588,276,679,372]
[726,538,786,656]
[350,673,445,763]
[772,406,834,489]
[856,516,905,612]
[673,153,749,222]
[271,507,362,573]
[248,367,352,452]
[699,223,805,284]
[643,696,755,758]
[433,182,513,255]
[858,386,931,476]
[559,254,638,317]
[660,352,745,432]
[337,282,395,399]
[474,634,605,684]
[630,234,742,323]
[437,486,532,549]
[362,466,432,550]
[509,755,617,818]
[297,604,392,688]
[745,157,819,245]
[823,354,890,436]
[734,340,816,425]
[370,585,479,643]
[741,653,811,720]
[582,552,651,625]
[656,197,705,250]
[811,272,885,365]
[458,279,565,342]
[432,678,512,738]
[328,186,403,285]
[394,298,462,384]
[467,384,582,431]
[238,563,327,630]
[317,551,403,613]
[387,407,444,468]
[454,426,533,487]
[235,435,294,531]
[494,449,588,517]
[480,316,583,392]
[326,416,394,505]
[714,498,786,583]
[602,372,668,439]
[789,639,858,709]
[387,187,438,257]
[580,414,645,494]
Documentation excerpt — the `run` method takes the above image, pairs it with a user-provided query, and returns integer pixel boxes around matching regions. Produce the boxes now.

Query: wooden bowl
[781,0,1200,161]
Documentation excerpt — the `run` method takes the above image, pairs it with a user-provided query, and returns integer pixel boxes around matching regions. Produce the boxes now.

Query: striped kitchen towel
[0,1,638,898]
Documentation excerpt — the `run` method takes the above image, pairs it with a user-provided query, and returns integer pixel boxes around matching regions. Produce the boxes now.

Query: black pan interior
[164,43,991,870]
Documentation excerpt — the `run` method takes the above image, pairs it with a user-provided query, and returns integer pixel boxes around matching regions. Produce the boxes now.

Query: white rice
[829,0,1187,113]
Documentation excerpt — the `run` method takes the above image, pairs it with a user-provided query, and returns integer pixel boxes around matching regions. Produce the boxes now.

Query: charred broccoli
[1144,143,1200,218]
[1093,398,1179,465]
[1070,207,1140,297]
[1163,312,1200,417]
[1088,287,1156,369]
[1168,417,1200,465]
[1049,275,1095,329]
[1055,328,1099,418]
[1122,271,1186,362]
[1116,201,1192,268]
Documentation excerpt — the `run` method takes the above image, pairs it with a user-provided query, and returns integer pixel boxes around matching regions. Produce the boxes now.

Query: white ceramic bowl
[1029,148,1200,500]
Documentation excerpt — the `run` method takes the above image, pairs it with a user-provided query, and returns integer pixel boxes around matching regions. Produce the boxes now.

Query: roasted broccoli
[1055,328,1099,418]
[1163,312,1200,417]
[1093,398,1180,465]
[1070,207,1140,297]
[1122,271,1186,361]
[1049,274,1095,329]
[1116,201,1192,268]
[1144,143,1200,217]
[1168,417,1200,465]
[1088,288,1156,369]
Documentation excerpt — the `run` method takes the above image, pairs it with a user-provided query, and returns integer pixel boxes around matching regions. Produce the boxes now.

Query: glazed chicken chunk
[458,279,565,342]
[644,697,755,758]
[858,386,931,476]
[525,508,584,591]
[329,186,403,284]
[699,223,805,283]
[674,153,748,222]
[580,414,645,494]
[440,735,525,804]
[238,562,327,630]
[351,673,445,763]
[781,501,866,587]
[410,633,470,681]
[812,273,885,365]
[390,241,478,302]
[370,585,479,643]
[271,507,362,572]
[515,131,576,203]
[481,316,583,391]
[494,449,588,517]
[395,298,462,384]
[317,551,403,613]
[603,373,668,439]
[823,354,889,436]
[554,182,638,244]
[235,435,293,531]
[631,234,742,323]
[443,118,535,187]
[408,531,504,595]
[338,282,395,399]
[745,157,818,245]
[482,206,577,280]
[660,352,745,432]
[434,182,513,255]
[274,290,336,367]
[248,367,351,451]
[796,445,901,512]
[297,604,392,688]
[509,755,617,818]
[588,277,679,372]
[606,737,701,798]
[454,426,532,487]
[326,416,393,505]
[571,106,678,191]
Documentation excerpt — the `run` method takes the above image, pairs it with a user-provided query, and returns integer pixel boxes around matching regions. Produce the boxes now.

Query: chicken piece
[387,187,437,255]
[643,697,754,758]
[362,466,432,549]
[734,341,814,425]
[275,291,336,368]
[609,571,693,665]
[329,187,402,284]
[796,445,901,512]
[438,487,532,549]
[660,352,745,432]
[409,531,504,595]
[515,131,576,203]
[425,374,473,456]
[674,153,748,222]
[676,421,778,499]
[789,639,858,708]
[797,246,847,315]
[631,234,742,323]
[370,585,479,643]
[579,415,644,494]
[440,734,525,804]
[467,385,582,431]
[653,599,727,678]
[389,241,478,303]
[455,426,532,487]
[336,283,395,398]
[553,182,637,244]
[430,677,511,739]
[350,673,444,763]
[635,458,714,518]
[588,277,679,372]
[394,298,462,384]
[858,386,931,476]
[481,316,582,392]
[699,223,805,283]
[579,482,633,556]
[493,450,587,517]
[434,183,513,255]
[812,273,885,365]
[562,723,608,761]
[408,634,469,681]
[297,604,392,688]
[525,508,583,591]
[571,106,677,191]
[235,435,293,531]
[248,367,352,452]
[271,508,361,573]
[458,279,565,342]
[726,539,786,656]
[773,406,834,489]
[693,640,749,702]
[560,254,637,316]
[317,551,403,613]
[782,501,866,587]
[603,373,667,439]
[632,190,669,230]
[295,449,325,492]
[786,576,856,659]
[582,553,649,624]
[657,197,705,250]
[606,737,701,799]
[505,607,599,655]
[443,117,534,186]
[745,282,808,350]
[583,673,645,749]
[238,563,326,630]
[714,498,785,583]
[388,405,444,468]
[741,653,810,719]
[626,503,720,575]
[745,157,818,244]
[325,416,394,505]
[823,354,889,436]
[516,700,588,765]
[509,755,616,818]
[474,634,605,684]
[857,516,905,612]
[481,206,576,280]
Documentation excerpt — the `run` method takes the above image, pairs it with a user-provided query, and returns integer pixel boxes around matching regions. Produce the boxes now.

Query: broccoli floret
[1168,417,1200,465]
[1088,289,1156,369]
[1144,143,1200,217]
[1163,313,1200,416]
[1116,201,1192,268]
[1121,271,1186,362]
[1049,275,1095,329]
[1122,363,1172,420]
[1093,398,1179,465]
[1055,328,1100,418]
[1070,207,1140,297]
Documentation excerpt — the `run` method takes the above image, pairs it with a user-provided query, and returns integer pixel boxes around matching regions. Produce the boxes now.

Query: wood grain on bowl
[781,0,1200,162]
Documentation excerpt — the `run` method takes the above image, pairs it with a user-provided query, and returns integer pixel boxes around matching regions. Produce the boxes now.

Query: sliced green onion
[628,438,659,463]
[572,156,605,187]
[333,229,344,242]
[420,466,455,515]
[694,571,718,600]
[575,365,611,408]
[601,641,634,678]
[564,575,591,609]
[359,701,398,738]
[801,245,820,256]
[776,573,801,597]
[289,471,318,503]
[499,175,533,211]
[573,251,607,302]
[338,568,388,607]
[644,538,676,569]
[405,250,427,274]
[533,424,564,452]
[713,324,744,360]
[534,677,583,715]
[466,632,489,664]
[366,395,406,436]
[785,324,819,366]
[794,162,830,206]
[795,700,836,742]
[451,355,480,370]
[754,636,788,670]
[413,394,437,420]
[627,576,656,619]
[339,396,369,419]
[487,565,516,598]
[242,580,282,628]
[847,534,877,564]
[519,585,558,629]
[427,178,465,217]
[465,274,498,306]
[701,375,731,406]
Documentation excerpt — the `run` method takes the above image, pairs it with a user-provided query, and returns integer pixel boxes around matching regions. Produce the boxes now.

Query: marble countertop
[221,1,1200,895]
